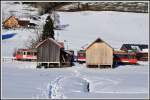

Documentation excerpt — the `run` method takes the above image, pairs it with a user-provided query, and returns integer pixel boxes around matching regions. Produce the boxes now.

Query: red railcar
[15,49,37,61]
[77,50,86,64]
[113,51,137,65]
[136,52,148,61]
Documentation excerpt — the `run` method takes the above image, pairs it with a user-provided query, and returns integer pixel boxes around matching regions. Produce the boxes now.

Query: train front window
[114,53,136,59]
[128,55,132,59]
[115,54,128,59]
[34,52,37,56]
[78,53,85,57]
[23,52,27,55]
[17,51,21,54]
[27,52,31,55]
[128,54,135,59]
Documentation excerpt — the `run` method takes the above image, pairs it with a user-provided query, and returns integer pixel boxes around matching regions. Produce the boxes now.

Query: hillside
[57,2,148,13]
[22,2,148,13]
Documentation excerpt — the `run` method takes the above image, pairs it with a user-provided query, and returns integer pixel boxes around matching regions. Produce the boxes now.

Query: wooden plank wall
[86,42,113,66]
[37,40,60,62]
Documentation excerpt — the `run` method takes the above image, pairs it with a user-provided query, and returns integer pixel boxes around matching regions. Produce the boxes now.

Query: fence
[2,57,15,62]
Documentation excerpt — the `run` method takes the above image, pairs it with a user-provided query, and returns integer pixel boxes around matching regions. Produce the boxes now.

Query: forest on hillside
[22,2,148,14]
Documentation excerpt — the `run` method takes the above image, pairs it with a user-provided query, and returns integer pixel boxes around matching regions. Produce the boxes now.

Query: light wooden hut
[86,38,113,68]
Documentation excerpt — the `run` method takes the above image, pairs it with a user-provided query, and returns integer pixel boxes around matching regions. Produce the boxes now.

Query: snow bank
[2,61,148,99]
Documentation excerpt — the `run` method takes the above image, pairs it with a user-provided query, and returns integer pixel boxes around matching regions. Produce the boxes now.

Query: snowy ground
[1,1,38,22]
[2,61,149,99]
[1,1,149,99]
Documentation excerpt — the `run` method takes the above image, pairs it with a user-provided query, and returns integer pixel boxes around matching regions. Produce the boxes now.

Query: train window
[128,54,136,59]
[17,51,21,54]
[115,54,128,58]
[27,52,31,55]
[34,52,37,55]
[128,55,132,59]
[20,52,23,55]
[23,52,27,55]
[114,53,136,59]
[133,55,136,59]
[130,55,135,59]
[115,54,121,58]
[120,54,127,58]
[78,53,85,57]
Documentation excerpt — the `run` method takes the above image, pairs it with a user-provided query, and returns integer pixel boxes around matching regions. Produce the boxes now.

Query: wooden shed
[3,16,20,28]
[61,50,74,66]
[86,38,113,68]
[35,38,73,68]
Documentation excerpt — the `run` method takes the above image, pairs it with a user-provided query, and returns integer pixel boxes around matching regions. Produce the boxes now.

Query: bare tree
[25,25,43,49]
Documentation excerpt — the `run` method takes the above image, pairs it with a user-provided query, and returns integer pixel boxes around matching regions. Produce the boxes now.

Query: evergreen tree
[42,15,55,40]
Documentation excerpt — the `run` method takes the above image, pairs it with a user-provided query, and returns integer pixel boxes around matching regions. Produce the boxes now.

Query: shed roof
[62,50,73,55]
[58,42,64,48]
[35,38,62,48]
[86,38,113,50]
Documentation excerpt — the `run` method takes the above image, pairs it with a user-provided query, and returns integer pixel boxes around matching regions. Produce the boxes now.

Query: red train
[77,50,86,64]
[113,51,137,65]
[77,49,137,65]
[15,49,37,61]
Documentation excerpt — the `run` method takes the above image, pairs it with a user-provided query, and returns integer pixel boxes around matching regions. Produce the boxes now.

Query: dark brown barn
[18,20,30,27]
[36,38,73,68]
[120,44,148,61]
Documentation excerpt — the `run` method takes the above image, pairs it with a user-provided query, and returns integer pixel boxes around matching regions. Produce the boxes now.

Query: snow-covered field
[1,2,149,99]
[1,2,38,21]
[2,61,149,99]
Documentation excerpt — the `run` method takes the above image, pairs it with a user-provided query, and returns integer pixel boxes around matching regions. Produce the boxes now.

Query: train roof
[113,51,136,55]
[17,49,37,52]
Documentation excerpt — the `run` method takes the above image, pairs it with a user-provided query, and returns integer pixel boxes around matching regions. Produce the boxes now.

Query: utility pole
[64,40,69,50]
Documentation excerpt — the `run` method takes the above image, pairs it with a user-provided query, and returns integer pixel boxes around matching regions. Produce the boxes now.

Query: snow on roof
[141,49,148,52]
[18,18,30,21]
